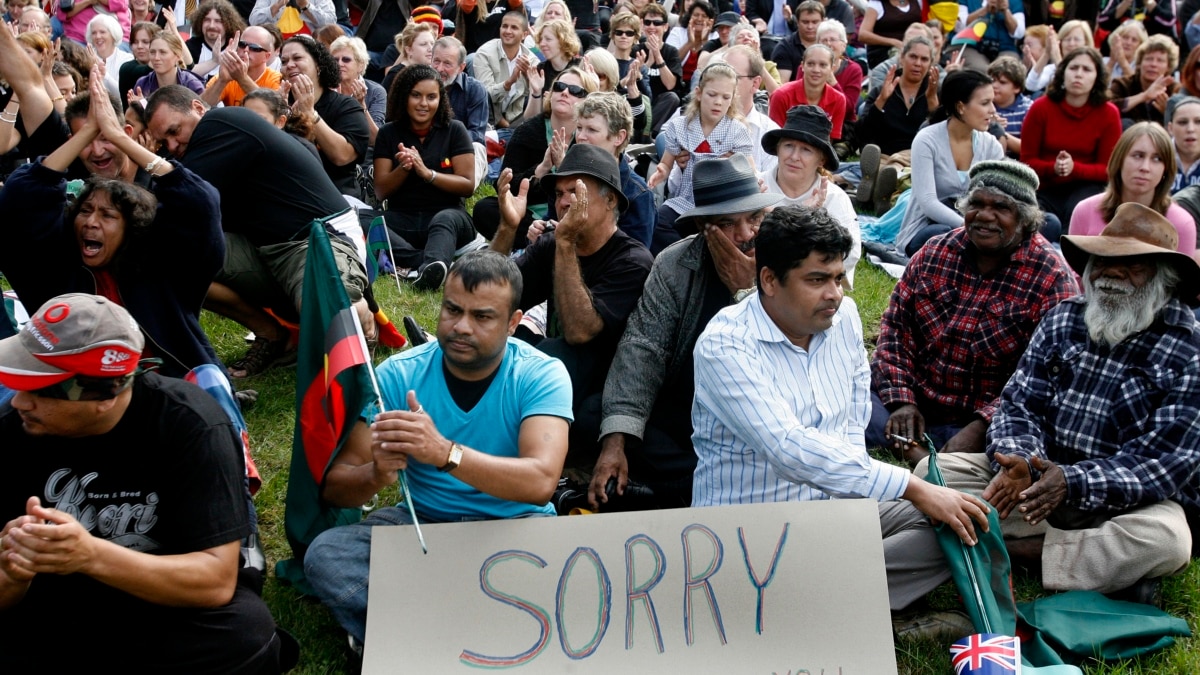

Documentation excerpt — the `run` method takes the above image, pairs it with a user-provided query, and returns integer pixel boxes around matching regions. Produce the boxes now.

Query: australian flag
[951,633,1020,674]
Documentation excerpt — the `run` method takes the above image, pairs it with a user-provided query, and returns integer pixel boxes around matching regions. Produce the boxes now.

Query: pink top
[1069,193,1198,254]
[56,0,131,44]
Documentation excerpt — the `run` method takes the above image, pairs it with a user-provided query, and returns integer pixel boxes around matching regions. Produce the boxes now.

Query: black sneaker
[413,260,447,291]
[403,316,432,347]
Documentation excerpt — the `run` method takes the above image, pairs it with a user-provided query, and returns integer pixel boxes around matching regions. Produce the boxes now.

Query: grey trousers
[915,452,1192,592]
[878,499,953,611]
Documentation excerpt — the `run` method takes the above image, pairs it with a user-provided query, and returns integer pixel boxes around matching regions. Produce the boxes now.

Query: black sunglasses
[643,18,667,26]
[612,28,637,37]
[29,372,137,401]
[238,41,270,53]
[552,80,587,97]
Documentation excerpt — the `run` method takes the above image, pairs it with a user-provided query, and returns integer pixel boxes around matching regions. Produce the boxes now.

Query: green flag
[276,222,374,593]
[924,440,1019,637]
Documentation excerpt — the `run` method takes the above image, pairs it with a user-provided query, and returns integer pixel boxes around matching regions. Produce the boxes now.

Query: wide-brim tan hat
[1060,202,1200,301]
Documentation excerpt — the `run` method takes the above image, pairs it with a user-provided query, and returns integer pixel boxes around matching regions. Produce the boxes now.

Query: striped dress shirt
[691,293,912,506]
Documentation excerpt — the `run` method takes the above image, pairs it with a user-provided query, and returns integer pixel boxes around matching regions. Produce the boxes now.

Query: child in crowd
[989,56,1032,157]
[648,62,753,253]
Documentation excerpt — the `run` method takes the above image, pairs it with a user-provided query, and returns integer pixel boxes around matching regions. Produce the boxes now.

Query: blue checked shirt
[691,294,912,506]
[987,297,1200,514]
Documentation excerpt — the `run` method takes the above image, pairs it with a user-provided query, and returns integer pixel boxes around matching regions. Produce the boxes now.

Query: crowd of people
[0,0,1198,669]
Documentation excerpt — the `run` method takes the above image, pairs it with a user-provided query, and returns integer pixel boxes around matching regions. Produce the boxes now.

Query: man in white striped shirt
[691,205,991,613]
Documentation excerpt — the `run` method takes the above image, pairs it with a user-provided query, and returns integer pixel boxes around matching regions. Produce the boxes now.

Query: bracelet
[0,115,15,124]
[311,111,322,125]
[425,170,437,184]
[530,91,543,98]
[653,62,665,68]
[145,156,165,174]
[52,95,64,102]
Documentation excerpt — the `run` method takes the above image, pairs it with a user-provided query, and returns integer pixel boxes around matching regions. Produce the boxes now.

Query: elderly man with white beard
[920,201,1200,606]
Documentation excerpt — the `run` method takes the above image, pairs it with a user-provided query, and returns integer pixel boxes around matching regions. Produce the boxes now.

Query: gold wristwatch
[439,442,464,472]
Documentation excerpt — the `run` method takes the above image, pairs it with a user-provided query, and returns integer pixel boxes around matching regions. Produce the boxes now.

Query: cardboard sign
[364,500,897,674]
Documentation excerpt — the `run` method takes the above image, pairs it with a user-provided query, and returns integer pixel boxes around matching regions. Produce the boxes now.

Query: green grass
[207,250,1200,674]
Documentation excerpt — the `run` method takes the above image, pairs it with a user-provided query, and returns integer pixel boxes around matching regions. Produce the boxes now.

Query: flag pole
[352,311,429,554]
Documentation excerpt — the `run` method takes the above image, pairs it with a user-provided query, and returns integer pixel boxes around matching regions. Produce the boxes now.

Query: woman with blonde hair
[382,20,439,91]
[586,46,647,139]
[1069,122,1196,251]
[1022,24,1061,93]
[648,62,753,251]
[527,0,571,51]
[1105,20,1147,80]
[477,66,599,247]
[134,32,205,96]
[330,35,385,145]
[533,18,582,94]
[1056,19,1094,52]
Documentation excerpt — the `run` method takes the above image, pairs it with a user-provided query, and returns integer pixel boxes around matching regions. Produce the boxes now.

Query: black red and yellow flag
[277,222,375,593]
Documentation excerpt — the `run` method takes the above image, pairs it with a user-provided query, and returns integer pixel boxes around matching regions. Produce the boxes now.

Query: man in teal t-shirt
[304,250,574,645]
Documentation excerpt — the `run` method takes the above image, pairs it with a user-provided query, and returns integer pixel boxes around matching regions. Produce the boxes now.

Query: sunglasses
[29,372,137,401]
[237,41,269,53]
[643,18,667,26]
[337,55,356,63]
[552,80,588,97]
[612,28,637,37]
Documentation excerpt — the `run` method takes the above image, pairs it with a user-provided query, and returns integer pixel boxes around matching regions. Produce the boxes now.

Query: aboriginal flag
[276,222,375,593]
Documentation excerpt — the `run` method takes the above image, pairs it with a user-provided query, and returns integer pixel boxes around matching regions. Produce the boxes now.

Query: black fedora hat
[675,154,783,226]
[554,144,629,214]
[761,105,839,171]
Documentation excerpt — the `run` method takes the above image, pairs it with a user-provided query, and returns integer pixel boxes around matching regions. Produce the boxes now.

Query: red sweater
[768,79,847,140]
[1020,96,1122,186]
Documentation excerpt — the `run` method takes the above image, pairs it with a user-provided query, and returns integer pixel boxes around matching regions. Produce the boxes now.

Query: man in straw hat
[871,160,1078,465]
[584,154,782,510]
[0,294,287,672]
[927,202,1200,604]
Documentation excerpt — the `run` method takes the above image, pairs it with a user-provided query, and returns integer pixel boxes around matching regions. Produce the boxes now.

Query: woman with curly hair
[1021,47,1123,233]
[375,64,479,290]
[0,74,224,378]
[531,18,582,100]
[280,34,370,196]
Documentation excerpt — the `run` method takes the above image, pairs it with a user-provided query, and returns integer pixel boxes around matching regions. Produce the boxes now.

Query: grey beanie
[968,160,1039,208]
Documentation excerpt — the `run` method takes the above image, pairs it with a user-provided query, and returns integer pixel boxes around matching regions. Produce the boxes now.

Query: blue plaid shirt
[987,297,1200,515]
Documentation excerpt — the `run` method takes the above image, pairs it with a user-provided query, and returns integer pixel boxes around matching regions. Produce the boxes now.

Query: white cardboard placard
[364,499,897,674]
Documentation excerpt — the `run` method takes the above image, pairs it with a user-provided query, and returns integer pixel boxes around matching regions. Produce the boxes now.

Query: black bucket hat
[761,105,839,171]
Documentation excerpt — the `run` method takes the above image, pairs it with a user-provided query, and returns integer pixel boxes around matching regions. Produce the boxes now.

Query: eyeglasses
[238,41,269,53]
[642,18,666,26]
[552,80,588,97]
[337,55,356,63]
[612,28,637,37]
